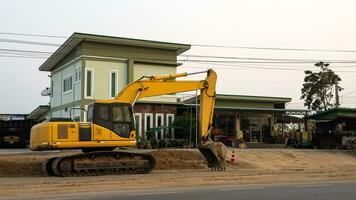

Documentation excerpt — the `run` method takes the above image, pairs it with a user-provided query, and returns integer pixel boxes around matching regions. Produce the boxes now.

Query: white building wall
[50,59,82,118]
[133,63,177,102]
[74,61,82,101]
[84,59,127,100]
[51,71,62,108]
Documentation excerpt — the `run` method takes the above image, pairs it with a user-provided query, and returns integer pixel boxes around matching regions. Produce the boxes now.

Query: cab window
[87,105,94,122]
[98,105,110,121]
[113,105,132,122]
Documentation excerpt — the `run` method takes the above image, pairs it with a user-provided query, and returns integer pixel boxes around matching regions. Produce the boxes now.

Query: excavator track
[43,151,155,177]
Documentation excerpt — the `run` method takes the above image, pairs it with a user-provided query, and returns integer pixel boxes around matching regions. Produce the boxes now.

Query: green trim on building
[308,108,356,120]
[50,100,83,113]
[184,94,291,104]
[216,94,291,103]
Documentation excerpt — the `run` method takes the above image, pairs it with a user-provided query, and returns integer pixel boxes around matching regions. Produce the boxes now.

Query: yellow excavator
[30,69,226,176]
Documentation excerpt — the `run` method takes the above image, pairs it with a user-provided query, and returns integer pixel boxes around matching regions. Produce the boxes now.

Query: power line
[0,32,67,39]
[182,59,356,64]
[2,51,356,73]
[2,31,356,53]
[192,44,356,53]
[1,49,356,73]
[180,62,356,73]
[0,54,48,59]
[3,47,356,69]
[4,47,356,64]
[182,54,356,63]
[0,38,60,46]
[341,88,356,97]
[0,48,63,55]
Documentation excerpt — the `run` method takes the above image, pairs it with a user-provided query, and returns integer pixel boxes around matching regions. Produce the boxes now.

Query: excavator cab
[86,102,135,140]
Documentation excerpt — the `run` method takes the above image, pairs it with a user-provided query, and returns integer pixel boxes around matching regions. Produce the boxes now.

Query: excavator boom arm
[114,69,217,142]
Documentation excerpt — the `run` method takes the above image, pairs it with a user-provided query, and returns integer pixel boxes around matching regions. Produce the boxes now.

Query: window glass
[98,105,109,121]
[168,115,174,136]
[86,70,92,97]
[135,115,140,130]
[75,68,81,82]
[87,105,93,122]
[156,115,163,139]
[146,115,151,130]
[63,76,73,93]
[113,105,132,122]
[51,80,53,97]
[111,72,116,98]
[73,116,80,122]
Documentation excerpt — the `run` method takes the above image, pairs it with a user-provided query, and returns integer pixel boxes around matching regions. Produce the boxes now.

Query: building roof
[27,105,50,121]
[307,107,356,120]
[214,106,295,113]
[215,94,291,103]
[183,94,292,104]
[0,114,27,121]
[39,32,191,71]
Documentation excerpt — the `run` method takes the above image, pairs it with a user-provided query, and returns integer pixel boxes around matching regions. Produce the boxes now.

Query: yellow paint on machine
[30,121,136,151]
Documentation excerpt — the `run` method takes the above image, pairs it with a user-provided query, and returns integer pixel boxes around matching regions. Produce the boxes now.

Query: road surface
[0,149,31,154]
[4,180,355,200]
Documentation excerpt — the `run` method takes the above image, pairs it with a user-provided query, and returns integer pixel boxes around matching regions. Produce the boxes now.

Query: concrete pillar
[235,114,242,146]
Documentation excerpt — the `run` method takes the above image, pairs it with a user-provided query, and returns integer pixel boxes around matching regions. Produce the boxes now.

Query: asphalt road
[0,148,31,154]
[4,180,356,200]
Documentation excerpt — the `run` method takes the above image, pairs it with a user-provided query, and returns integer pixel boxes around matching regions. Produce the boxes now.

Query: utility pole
[335,77,340,108]
[189,98,192,148]
[195,90,198,148]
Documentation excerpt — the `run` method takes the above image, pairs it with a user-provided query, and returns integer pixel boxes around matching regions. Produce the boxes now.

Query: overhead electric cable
[192,44,356,53]
[0,38,60,46]
[0,32,67,38]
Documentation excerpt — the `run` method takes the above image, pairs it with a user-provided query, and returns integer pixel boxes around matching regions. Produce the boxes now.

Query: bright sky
[1,0,356,113]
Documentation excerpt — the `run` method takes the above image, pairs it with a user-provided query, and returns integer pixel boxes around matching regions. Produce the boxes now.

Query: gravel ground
[0,149,356,198]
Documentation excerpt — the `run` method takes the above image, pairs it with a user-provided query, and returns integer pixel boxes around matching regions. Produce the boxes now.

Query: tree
[301,62,342,110]
[173,111,197,140]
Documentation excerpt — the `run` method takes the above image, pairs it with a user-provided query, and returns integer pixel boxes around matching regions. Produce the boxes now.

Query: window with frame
[86,69,93,97]
[63,76,73,93]
[74,67,81,82]
[112,105,132,137]
[134,113,142,137]
[50,80,53,97]
[87,105,93,122]
[144,113,153,139]
[167,114,175,138]
[110,71,118,98]
[155,114,164,139]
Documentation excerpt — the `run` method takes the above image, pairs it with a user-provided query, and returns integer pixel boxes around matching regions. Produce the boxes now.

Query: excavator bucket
[198,142,226,170]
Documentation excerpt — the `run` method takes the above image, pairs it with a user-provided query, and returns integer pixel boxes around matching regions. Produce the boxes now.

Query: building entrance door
[249,117,262,142]
[241,116,269,143]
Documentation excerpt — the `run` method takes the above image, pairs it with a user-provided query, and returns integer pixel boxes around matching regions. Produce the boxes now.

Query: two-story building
[39,32,190,139]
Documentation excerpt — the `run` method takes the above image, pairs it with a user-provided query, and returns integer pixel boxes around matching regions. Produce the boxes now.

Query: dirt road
[0,149,356,199]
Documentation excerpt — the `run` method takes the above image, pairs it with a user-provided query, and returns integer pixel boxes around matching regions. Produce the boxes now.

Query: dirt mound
[1,149,356,177]
[149,150,207,170]
[0,152,75,177]
[227,149,356,171]
[0,158,44,177]
[0,150,208,177]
